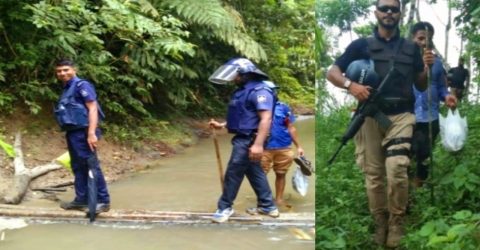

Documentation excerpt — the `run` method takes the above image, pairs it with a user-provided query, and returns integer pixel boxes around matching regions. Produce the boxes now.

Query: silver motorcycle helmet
[208,58,269,84]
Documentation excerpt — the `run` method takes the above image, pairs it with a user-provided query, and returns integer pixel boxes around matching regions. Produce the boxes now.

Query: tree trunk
[444,0,452,63]
[400,0,409,26]
[460,34,464,56]
[2,132,63,204]
[0,204,314,227]
[406,0,417,39]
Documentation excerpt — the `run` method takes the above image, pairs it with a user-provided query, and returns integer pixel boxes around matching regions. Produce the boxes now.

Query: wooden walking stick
[212,128,224,190]
[425,26,435,205]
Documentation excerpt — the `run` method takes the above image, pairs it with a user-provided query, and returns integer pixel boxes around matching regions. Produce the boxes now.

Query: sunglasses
[377,5,400,13]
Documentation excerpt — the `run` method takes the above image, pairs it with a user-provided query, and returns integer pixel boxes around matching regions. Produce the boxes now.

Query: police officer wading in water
[208,58,279,223]
[55,59,110,214]
[327,0,434,247]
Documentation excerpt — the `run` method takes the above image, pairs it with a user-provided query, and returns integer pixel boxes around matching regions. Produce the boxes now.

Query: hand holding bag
[439,108,468,152]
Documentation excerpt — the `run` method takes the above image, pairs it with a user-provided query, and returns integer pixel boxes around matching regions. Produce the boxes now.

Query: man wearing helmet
[326,0,434,247]
[209,58,279,223]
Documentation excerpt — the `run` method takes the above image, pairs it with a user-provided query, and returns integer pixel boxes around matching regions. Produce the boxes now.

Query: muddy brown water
[2,117,315,250]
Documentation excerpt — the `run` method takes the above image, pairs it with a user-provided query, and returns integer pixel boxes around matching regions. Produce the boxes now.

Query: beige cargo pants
[354,113,415,216]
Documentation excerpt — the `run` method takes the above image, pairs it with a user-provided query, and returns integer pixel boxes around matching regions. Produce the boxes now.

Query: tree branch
[13,132,25,175]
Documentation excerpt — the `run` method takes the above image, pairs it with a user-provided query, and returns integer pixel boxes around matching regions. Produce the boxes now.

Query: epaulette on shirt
[253,85,274,93]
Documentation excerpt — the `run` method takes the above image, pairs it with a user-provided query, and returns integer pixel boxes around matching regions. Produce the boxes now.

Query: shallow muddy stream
[1,117,315,250]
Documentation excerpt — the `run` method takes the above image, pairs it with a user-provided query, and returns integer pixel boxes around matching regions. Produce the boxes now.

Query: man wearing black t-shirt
[448,57,470,101]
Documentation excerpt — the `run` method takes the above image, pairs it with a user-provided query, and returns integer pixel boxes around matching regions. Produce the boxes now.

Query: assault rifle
[327,67,400,165]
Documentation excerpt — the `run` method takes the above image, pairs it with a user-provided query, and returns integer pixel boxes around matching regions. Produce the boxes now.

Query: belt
[380,98,413,115]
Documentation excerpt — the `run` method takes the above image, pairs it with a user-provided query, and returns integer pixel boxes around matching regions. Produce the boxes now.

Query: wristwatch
[343,79,352,89]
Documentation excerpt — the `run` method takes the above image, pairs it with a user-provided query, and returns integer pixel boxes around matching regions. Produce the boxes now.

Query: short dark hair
[376,0,401,8]
[411,21,435,36]
[55,59,75,67]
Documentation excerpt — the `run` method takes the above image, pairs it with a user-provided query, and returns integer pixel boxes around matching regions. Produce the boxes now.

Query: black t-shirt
[334,28,424,74]
[448,66,469,89]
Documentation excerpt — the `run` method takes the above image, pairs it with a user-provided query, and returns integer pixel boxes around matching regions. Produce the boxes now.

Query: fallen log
[36,180,74,189]
[31,187,67,192]
[0,204,314,228]
[2,132,63,204]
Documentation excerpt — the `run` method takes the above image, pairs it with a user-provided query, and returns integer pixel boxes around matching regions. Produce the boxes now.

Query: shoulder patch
[80,89,89,97]
[257,95,267,103]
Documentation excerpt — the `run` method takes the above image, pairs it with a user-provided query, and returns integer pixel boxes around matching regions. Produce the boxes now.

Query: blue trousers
[66,129,110,204]
[217,135,276,210]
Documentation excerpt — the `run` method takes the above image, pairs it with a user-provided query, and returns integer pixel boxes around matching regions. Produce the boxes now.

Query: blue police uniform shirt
[226,81,274,135]
[63,76,101,136]
[63,76,98,104]
[334,27,424,74]
[266,102,295,149]
[413,56,449,122]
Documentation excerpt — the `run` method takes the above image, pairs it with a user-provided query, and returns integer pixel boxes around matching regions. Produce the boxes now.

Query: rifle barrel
[327,142,345,165]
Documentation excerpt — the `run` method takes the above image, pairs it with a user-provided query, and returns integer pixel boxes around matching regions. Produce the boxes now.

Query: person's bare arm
[85,101,98,151]
[209,119,226,129]
[249,110,272,161]
[327,65,371,101]
[414,49,436,91]
[288,124,304,156]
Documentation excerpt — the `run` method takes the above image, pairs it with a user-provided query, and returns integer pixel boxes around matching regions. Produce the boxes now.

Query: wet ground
[2,117,315,250]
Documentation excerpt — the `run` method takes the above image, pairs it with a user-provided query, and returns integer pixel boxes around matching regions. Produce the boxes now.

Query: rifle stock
[327,67,398,165]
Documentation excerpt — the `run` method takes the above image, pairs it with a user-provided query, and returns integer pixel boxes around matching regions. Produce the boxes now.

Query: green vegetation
[0,0,314,144]
[316,104,480,249]
[316,0,480,249]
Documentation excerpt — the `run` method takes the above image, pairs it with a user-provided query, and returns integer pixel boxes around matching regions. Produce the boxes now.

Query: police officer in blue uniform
[208,58,279,223]
[54,59,110,213]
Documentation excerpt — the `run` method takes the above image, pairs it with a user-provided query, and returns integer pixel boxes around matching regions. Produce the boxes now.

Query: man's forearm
[87,102,98,135]
[415,69,429,91]
[327,65,348,89]
[288,125,300,148]
[253,112,272,146]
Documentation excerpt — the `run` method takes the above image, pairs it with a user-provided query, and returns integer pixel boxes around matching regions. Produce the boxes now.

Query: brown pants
[261,148,295,174]
[354,113,415,216]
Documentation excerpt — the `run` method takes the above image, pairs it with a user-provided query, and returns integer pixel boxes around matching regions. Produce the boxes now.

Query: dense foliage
[0,0,314,129]
[230,0,316,107]
[316,104,480,249]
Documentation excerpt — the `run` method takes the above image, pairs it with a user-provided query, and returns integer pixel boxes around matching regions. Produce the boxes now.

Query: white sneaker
[246,207,280,218]
[212,208,234,223]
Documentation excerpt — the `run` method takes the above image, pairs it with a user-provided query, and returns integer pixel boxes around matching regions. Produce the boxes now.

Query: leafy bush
[0,0,314,126]
[317,104,480,249]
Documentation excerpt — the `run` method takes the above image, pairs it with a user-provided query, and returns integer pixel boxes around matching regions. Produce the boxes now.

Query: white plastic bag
[292,166,309,196]
[439,108,468,152]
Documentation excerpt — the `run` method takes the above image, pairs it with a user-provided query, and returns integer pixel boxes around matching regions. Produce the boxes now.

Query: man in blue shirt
[55,59,110,214]
[410,22,457,187]
[260,82,304,207]
[209,58,279,223]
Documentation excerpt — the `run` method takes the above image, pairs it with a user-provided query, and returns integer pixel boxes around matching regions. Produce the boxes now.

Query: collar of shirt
[64,76,80,89]
[373,26,401,43]
[242,81,262,90]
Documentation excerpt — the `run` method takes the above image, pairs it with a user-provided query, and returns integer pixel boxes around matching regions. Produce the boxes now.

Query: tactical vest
[55,80,105,131]
[367,37,416,115]
[226,81,276,135]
